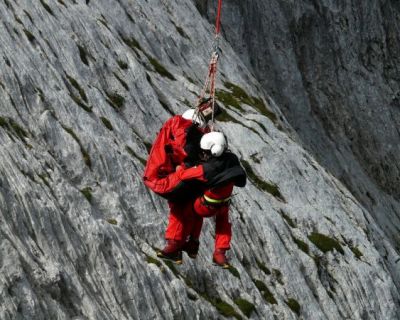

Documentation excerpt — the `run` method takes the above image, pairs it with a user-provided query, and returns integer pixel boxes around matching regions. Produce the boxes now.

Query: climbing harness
[195,0,223,131]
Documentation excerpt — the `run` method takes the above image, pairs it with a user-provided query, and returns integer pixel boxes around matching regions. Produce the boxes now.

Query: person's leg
[165,201,187,241]
[192,182,234,268]
[182,210,203,259]
[213,205,232,268]
[214,206,232,251]
[159,201,189,263]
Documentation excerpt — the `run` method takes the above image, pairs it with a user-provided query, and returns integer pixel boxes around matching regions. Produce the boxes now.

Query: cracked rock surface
[197,0,400,251]
[0,1,399,319]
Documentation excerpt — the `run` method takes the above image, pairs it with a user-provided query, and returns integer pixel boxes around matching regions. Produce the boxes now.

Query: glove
[202,156,225,181]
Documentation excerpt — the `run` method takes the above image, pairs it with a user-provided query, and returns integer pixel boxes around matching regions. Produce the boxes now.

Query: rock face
[197,0,400,248]
[0,1,399,319]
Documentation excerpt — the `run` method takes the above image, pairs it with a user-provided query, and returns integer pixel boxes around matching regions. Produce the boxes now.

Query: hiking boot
[212,249,230,268]
[157,240,184,264]
[182,238,200,259]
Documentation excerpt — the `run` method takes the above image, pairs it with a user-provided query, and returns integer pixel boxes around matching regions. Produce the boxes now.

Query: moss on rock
[256,259,271,275]
[241,160,285,201]
[286,298,301,315]
[279,209,296,228]
[234,298,255,317]
[220,81,277,122]
[147,55,175,80]
[308,232,344,254]
[80,187,92,203]
[253,279,277,304]
[100,117,113,131]
[106,92,125,110]
[227,266,241,279]
[350,246,363,259]
[293,237,310,254]
[0,116,29,141]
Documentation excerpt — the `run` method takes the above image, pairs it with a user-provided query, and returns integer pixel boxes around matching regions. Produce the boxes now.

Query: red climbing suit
[165,181,234,251]
[143,115,206,197]
[143,114,234,250]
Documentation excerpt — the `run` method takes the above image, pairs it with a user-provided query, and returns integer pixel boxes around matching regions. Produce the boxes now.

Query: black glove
[202,156,225,181]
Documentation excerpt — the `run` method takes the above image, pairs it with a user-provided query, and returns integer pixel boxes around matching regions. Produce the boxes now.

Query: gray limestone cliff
[197,0,400,250]
[0,1,399,319]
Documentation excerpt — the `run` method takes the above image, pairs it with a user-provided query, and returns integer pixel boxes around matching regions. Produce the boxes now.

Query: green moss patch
[80,187,92,203]
[0,116,29,141]
[216,110,240,123]
[106,218,118,225]
[8,118,28,140]
[66,75,88,103]
[40,0,54,16]
[199,292,242,320]
[256,259,271,275]
[117,59,129,70]
[215,89,245,112]
[0,117,8,129]
[350,246,363,259]
[253,279,277,304]
[122,32,173,79]
[279,209,296,228]
[272,269,284,285]
[214,299,242,320]
[234,298,255,317]
[70,94,92,113]
[121,35,142,53]
[23,29,36,42]
[227,266,241,279]
[241,160,285,201]
[163,260,180,277]
[146,255,162,267]
[286,298,301,315]
[106,92,125,110]
[100,117,113,131]
[147,55,175,80]
[308,232,344,255]
[65,74,91,112]
[225,82,277,122]
[77,44,89,66]
[293,237,310,254]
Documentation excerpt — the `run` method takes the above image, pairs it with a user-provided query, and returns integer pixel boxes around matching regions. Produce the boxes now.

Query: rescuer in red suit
[143,102,246,267]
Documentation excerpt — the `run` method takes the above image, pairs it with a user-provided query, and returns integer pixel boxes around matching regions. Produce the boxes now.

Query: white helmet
[200,132,226,157]
[182,109,205,128]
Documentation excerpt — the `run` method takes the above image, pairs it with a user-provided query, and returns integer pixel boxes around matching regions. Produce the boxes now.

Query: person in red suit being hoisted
[143,101,246,268]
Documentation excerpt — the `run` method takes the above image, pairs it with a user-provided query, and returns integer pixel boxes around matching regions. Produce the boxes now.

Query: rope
[215,0,223,35]
[195,0,223,131]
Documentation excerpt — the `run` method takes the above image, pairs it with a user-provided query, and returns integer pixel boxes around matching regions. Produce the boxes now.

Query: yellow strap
[203,194,230,204]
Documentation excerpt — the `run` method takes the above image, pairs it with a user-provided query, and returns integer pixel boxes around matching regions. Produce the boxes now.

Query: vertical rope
[215,0,223,35]
[196,0,223,131]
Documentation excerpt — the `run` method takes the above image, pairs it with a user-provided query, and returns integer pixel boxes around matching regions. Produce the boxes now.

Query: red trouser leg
[165,200,201,241]
[165,201,190,241]
[215,206,232,250]
[191,182,234,250]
